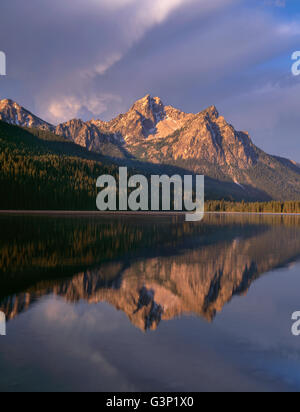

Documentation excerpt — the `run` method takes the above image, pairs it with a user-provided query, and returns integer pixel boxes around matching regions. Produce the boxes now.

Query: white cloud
[81,53,123,78]
[93,53,123,76]
[91,0,189,21]
[138,0,188,25]
[76,0,236,84]
[2,0,300,159]
[80,0,196,80]
[47,93,122,124]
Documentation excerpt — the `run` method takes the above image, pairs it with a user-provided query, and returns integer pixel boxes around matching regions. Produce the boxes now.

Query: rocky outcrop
[52,95,258,170]
[0,99,54,131]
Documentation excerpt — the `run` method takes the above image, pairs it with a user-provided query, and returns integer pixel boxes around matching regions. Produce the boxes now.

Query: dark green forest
[206,200,300,214]
[0,121,122,210]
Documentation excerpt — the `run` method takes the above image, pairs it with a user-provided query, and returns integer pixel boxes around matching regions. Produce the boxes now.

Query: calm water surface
[0,213,300,392]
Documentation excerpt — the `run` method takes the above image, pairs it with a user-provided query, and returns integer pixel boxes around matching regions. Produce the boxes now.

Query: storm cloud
[0,0,300,160]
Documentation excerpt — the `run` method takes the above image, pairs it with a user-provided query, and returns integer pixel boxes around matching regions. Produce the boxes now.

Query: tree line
[206,200,300,214]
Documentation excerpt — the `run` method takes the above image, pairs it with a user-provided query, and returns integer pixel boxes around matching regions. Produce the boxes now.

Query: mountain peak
[127,95,166,138]
[135,93,161,102]
[0,98,14,105]
[139,93,152,102]
[132,94,164,113]
[202,105,219,119]
[0,98,54,131]
[0,98,20,110]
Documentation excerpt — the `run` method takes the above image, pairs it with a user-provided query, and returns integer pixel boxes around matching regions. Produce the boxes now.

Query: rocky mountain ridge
[0,95,265,169]
[0,99,54,131]
[55,95,260,171]
[1,95,300,200]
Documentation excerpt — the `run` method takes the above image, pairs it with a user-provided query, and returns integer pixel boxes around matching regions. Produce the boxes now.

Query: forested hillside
[0,121,120,210]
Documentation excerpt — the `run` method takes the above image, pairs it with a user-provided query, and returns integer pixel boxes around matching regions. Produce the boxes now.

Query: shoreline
[0,210,300,217]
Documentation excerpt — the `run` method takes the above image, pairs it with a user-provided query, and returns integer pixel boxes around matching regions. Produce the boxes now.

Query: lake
[0,213,300,392]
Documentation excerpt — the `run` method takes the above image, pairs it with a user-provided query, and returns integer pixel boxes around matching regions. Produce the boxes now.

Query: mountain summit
[0,99,54,131]
[55,94,258,169]
[51,94,258,170]
[0,95,300,200]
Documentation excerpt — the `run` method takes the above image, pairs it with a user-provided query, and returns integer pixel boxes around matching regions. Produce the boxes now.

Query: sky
[0,0,300,160]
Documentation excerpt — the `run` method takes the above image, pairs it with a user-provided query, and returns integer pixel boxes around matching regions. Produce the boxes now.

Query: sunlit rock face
[0,99,54,131]
[54,95,259,170]
[0,95,263,168]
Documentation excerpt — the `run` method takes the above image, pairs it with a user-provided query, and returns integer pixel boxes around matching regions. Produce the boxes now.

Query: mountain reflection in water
[1,213,300,331]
